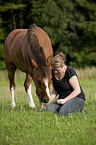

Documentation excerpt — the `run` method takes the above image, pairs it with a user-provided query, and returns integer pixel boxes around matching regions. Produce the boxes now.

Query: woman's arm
[57,75,81,104]
[44,89,58,108]
[49,80,58,102]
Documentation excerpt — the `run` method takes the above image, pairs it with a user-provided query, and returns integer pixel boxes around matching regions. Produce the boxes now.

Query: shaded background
[0,0,96,69]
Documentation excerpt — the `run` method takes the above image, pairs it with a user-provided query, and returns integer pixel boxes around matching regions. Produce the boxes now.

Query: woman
[46,52,86,116]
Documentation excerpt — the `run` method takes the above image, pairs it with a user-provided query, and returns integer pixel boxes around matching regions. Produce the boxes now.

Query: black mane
[27,24,47,67]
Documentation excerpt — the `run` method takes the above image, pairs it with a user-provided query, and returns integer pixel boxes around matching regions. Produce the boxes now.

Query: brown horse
[4,24,53,110]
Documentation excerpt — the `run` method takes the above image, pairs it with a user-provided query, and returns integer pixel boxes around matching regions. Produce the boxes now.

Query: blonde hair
[51,52,66,68]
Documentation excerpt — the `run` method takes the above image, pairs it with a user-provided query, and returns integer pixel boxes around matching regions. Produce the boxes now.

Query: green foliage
[31,0,96,67]
[32,0,85,53]
[0,1,26,32]
[0,43,6,70]
[0,0,96,68]
[0,2,25,11]
[0,43,4,60]
[70,49,96,68]
[0,18,5,41]
[70,51,86,68]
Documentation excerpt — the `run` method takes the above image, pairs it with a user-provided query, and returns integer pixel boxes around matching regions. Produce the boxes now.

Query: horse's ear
[47,56,51,67]
[31,59,38,69]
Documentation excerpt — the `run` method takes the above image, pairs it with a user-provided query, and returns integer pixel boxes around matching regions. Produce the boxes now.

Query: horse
[4,24,53,110]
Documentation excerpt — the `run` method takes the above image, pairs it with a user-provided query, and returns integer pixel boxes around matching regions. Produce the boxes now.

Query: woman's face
[53,66,64,76]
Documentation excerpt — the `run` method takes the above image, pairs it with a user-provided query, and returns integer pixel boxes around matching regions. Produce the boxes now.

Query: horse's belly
[12,52,28,72]
[15,62,28,72]
[7,44,27,72]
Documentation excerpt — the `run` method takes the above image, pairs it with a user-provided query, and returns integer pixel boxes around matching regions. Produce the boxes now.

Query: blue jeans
[46,97,85,116]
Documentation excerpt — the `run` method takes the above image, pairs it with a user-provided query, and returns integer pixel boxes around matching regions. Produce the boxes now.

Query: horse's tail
[27,24,47,67]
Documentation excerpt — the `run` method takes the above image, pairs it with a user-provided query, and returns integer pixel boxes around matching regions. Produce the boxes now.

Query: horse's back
[5,29,27,49]
[4,25,53,71]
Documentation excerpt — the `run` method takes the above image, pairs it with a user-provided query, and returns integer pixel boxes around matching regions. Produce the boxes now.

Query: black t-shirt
[51,66,85,101]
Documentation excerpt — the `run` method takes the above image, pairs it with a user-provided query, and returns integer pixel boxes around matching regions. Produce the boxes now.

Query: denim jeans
[46,97,85,116]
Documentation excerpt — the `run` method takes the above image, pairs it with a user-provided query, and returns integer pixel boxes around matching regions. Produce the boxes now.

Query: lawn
[0,69,96,145]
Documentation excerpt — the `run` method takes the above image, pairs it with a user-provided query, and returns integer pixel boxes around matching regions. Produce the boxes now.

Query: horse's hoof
[10,103,16,109]
[40,106,46,111]
[29,106,37,110]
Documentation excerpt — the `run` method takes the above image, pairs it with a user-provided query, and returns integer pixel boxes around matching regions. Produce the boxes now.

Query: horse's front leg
[27,84,36,108]
[24,73,36,108]
[39,101,49,111]
[39,102,44,111]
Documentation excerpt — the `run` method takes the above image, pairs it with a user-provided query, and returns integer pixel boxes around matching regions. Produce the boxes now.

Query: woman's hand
[43,102,49,108]
[57,99,66,104]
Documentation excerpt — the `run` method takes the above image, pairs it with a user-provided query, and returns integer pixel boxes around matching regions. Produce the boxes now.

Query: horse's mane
[27,24,50,77]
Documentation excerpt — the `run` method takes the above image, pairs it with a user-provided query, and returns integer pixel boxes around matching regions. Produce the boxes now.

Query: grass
[0,68,96,145]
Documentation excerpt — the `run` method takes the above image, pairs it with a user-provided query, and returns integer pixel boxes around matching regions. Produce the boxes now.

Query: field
[0,68,96,145]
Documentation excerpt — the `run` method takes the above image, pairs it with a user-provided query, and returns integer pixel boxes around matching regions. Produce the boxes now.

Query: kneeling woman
[46,52,86,116]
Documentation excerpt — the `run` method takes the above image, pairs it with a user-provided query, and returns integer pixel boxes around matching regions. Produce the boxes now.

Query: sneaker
[82,108,87,114]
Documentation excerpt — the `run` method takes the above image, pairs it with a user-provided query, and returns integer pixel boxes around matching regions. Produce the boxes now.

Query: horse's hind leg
[24,73,36,108]
[7,64,17,108]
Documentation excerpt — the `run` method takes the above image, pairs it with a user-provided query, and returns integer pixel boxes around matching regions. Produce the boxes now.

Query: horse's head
[27,24,53,103]
[30,63,52,103]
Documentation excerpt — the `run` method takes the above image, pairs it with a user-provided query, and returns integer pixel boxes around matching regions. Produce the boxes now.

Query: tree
[31,0,85,65]
[31,0,96,67]
[74,0,96,66]
[0,1,26,31]
[0,0,26,69]
[0,0,96,68]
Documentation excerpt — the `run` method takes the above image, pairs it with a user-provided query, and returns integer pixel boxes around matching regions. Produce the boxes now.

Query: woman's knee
[46,104,53,112]
[58,98,85,116]
[58,108,69,116]
[46,103,59,113]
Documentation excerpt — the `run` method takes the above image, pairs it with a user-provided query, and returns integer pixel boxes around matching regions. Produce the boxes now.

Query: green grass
[0,69,96,145]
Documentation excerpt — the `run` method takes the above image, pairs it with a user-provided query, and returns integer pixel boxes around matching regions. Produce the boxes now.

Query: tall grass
[0,68,96,145]
[75,66,96,80]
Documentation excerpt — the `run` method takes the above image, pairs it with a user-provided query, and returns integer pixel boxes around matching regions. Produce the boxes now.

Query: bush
[0,44,6,70]
[0,43,4,60]
[0,61,6,70]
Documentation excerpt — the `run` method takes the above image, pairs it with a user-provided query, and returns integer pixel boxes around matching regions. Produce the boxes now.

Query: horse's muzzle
[40,95,49,103]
